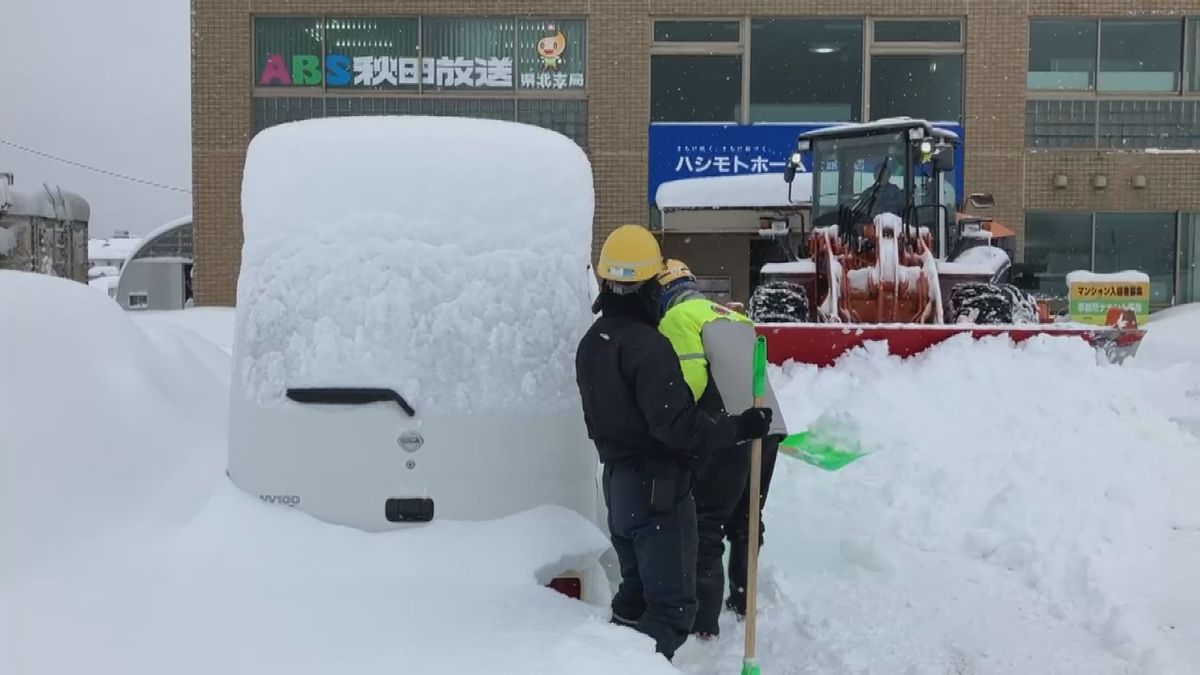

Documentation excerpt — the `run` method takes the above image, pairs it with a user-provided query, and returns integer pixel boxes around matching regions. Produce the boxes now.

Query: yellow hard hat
[596,225,664,282]
[657,259,696,287]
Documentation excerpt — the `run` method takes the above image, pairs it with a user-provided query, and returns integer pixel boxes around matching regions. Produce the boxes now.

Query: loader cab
[784,119,959,258]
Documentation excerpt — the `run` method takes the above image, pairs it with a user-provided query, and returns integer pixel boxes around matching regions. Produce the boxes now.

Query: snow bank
[130,307,236,355]
[674,335,1200,674]
[0,271,677,674]
[0,271,227,578]
[656,173,812,210]
[237,117,594,416]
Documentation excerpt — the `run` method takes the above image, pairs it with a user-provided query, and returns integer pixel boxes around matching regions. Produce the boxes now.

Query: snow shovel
[778,430,866,472]
[742,335,768,675]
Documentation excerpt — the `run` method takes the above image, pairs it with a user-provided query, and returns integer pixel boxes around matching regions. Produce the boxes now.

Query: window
[252,16,588,148]
[128,293,149,309]
[749,19,863,122]
[255,17,325,87]
[1099,20,1182,92]
[1028,19,1097,91]
[518,19,587,91]
[1188,19,1200,91]
[1182,214,1200,303]
[871,55,963,122]
[651,55,743,122]
[874,20,961,43]
[1025,100,1097,148]
[867,18,964,122]
[324,18,420,90]
[1029,18,1185,93]
[1024,212,1093,296]
[1093,213,1176,303]
[653,21,740,42]
[421,18,515,91]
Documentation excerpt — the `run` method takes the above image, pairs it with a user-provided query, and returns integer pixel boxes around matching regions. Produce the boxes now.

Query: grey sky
[0,0,190,238]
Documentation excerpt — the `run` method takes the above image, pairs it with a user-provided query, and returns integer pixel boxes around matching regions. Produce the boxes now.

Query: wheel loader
[747,118,1145,366]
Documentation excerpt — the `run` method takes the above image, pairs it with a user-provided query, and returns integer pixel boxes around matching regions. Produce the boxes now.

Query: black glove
[735,407,773,442]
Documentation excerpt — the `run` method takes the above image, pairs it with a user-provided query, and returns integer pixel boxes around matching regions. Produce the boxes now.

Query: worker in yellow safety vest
[656,259,787,639]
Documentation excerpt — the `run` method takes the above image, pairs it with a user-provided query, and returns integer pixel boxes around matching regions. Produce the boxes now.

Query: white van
[227,116,605,598]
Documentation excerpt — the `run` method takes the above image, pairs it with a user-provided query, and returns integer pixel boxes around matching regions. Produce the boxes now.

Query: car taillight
[548,576,582,600]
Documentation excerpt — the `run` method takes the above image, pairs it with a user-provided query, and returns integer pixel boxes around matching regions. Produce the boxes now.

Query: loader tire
[949,282,1038,325]
[749,281,810,323]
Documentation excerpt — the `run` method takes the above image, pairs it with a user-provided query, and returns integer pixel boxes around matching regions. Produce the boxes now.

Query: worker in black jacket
[575,224,773,661]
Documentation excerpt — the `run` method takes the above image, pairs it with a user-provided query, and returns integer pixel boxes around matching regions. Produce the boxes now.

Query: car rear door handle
[285,387,416,417]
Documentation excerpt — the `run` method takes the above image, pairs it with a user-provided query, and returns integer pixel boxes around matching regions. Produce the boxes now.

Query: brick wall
[193,0,1200,305]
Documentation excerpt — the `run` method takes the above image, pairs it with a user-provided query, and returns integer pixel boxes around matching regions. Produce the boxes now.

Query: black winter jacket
[575,290,742,468]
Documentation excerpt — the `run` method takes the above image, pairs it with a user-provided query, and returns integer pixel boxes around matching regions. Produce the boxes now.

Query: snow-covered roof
[801,117,960,142]
[0,182,90,221]
[655,173,813,211]
[1065,270,1150,284]
[89,237,142,262]
[123,215,191,262]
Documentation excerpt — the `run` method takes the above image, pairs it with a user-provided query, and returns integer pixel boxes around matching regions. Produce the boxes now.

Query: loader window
[811,132,909,224]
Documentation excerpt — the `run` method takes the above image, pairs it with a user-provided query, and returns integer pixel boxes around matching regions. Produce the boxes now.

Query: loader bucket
[754,323,1145,367]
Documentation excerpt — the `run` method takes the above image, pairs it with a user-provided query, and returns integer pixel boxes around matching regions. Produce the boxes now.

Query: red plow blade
[754,323,1146,367]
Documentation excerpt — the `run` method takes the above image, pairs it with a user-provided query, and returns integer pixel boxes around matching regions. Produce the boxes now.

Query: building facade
[193,1,1200,308]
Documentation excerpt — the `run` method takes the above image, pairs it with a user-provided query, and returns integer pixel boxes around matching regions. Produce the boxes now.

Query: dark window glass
[874,20,961,43]
[254,17,325,87]
[1026,100,1097,148]
[421,18,516,91]
[1094,213,1176,303]
[1098,100,1200,149]
[517,99,589,149]
[1024,212,1093,297]
[1098,20,1182,92]
[422,98,516,120]
[253,97,325,134]
[870,55,963,122]
[518,19,587,90]
[324,97,424,117]
[1028,19,1097,91]
[1187,19,1200,92]
[749,19,863,122]
[1181,214,1200,303]
[323,18,420,90]
[651,55,742,122]
[653,21,740,42]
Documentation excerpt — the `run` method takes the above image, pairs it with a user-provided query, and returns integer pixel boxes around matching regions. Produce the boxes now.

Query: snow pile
[237,117,594,415]
[1134,303,1200,436]
[0,271,227,578]
[130,307,236,355]
[656,173,812,210]
[941,244,1011,275]
[678,334,1200,674]
[0,273,677,675]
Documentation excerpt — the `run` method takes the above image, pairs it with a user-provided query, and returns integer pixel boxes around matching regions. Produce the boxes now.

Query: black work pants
[603,461,697,661]
[724,434,780,614]
[692,443,751,636]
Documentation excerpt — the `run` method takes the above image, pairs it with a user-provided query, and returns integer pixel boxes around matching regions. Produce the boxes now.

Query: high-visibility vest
[658,296,753,402]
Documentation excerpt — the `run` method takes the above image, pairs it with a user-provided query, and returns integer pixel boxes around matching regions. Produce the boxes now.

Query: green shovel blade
[740,660,761,675]
[779,431,865,471]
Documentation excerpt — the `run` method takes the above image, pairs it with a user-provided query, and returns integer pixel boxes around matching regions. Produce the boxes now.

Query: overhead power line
[0,137,192,194]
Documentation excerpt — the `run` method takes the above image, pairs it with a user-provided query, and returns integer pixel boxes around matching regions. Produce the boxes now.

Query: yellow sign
[1068,280,1149,326]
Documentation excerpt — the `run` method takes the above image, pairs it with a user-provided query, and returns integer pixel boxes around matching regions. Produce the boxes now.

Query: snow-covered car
[227,117,606,600]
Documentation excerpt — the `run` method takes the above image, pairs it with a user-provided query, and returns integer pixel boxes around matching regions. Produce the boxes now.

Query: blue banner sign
[648,122,964,206]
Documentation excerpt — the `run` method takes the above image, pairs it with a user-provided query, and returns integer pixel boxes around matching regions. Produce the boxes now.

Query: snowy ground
[3,271,1198,674]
